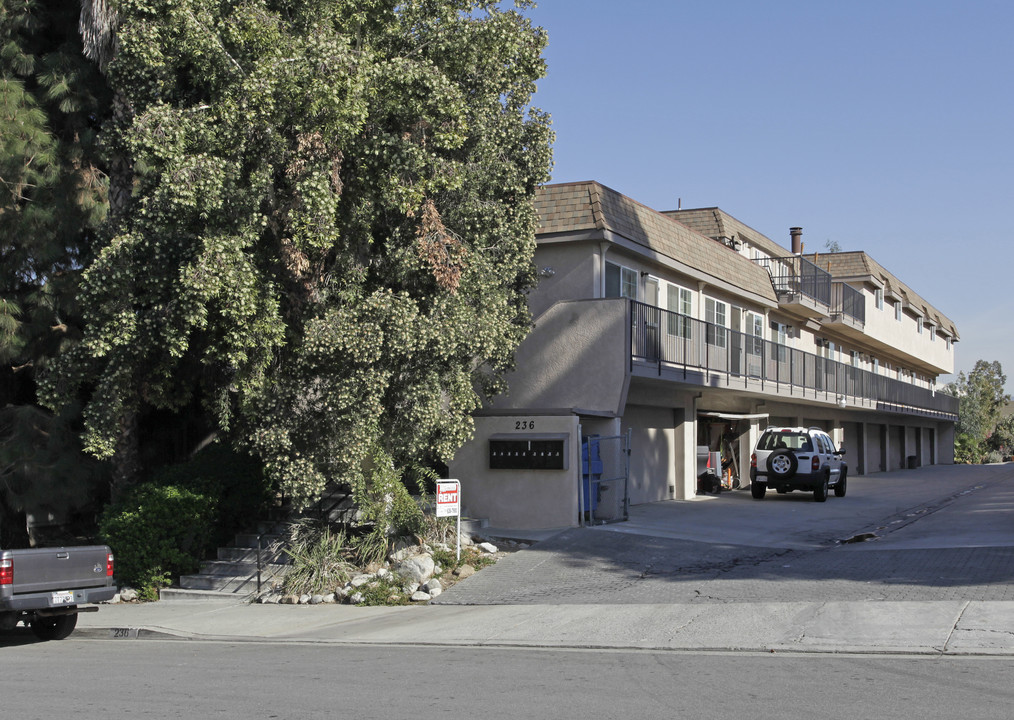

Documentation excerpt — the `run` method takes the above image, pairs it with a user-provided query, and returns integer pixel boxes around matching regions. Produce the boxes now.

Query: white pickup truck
[1,545,117,640]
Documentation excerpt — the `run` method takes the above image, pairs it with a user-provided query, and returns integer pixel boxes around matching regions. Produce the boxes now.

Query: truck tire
[834,468,848,497]
[751,481,766,499]
[30,612,78,641]
[814,474,829,503]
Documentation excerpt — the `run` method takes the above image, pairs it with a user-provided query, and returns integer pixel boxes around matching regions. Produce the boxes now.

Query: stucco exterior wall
[448,414,581,529]
[488,298,629,415]
[528,242,600,319]
[860,287,954,374]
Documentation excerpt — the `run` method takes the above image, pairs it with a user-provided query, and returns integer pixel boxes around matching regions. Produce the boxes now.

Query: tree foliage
[947,360,1011,463]
[1,0,110,541]
[40,0,554,508]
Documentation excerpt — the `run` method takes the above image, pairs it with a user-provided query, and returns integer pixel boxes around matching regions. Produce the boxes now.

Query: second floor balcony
[630,300,955,419]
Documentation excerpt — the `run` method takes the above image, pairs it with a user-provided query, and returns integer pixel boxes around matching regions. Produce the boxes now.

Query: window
[747,313,764,354]
[666,284,692,338]
[930,327,935,342]
[894,300,902,322]
[946,338,951,351]
[705,297,727,348]
[605,262,638,299]
[917,320,923,335]
[850,350,859,367]
[873,358,879,374]
[875,288,884,310]
[770,320,788,362]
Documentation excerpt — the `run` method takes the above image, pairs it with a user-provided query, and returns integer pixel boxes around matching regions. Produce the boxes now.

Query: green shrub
[150,443,273,549]
[983,450,1004,464]
[281,520,355,595]
[354,575,410,606]
[99,484,216,597]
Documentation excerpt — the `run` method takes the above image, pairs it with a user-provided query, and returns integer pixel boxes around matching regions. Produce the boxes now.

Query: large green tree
[40,0,553,507]
[947,360,1010,463]
[1,0,109,544]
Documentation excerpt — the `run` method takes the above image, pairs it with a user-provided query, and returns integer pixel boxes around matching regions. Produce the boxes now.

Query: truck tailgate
[5,546,112,594]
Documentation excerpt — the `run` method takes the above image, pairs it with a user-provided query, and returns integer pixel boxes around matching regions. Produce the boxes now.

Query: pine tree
[0,0,109,543]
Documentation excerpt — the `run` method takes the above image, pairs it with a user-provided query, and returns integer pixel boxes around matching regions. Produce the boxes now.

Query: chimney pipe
[790,227,803,255]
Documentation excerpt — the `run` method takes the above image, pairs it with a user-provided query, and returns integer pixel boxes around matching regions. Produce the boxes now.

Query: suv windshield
[757,431,813,452]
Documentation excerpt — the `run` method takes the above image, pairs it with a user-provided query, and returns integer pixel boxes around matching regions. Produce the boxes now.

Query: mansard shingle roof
[535,182,778,303]
[804,251,959,340]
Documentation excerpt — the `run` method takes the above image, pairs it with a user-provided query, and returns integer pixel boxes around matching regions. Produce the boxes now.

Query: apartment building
[448,181,958,529]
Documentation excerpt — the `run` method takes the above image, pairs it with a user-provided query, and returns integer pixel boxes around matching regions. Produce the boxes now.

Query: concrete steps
[162,525,290,602]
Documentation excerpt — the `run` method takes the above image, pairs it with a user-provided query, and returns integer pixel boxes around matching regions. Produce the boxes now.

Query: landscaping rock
[118,587,138,603]
[478,542,498,554]
[396,554,435,583]
[310,594,323,605]
[411,590,431,602]
[454,564,476,579]
[350,573,375,588]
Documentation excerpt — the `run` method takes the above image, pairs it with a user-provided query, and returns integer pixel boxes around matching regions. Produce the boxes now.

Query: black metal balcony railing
[753,256,832,308]
[630,301,957,418]
[831,282,866,325]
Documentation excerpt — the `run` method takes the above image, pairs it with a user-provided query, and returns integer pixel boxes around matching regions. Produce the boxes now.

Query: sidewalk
[74,464,1014,655]
[75,597,1014,655]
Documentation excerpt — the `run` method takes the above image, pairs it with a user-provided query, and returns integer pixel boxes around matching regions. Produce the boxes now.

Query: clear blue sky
[524,0,1013,389]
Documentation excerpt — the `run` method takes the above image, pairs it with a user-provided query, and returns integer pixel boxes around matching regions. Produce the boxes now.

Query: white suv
[750,426,847,502]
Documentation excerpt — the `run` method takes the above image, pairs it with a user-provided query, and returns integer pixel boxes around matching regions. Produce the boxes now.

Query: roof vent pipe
[790,227,803,255]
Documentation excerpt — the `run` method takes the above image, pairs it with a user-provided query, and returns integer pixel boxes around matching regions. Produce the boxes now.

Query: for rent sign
[436,480,460,517]
[436,479,462,561]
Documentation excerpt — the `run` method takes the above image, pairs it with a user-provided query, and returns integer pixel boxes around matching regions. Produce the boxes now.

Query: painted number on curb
[110,627,138,639]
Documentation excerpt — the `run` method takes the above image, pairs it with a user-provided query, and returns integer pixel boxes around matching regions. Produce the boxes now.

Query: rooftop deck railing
[832,282,866,325]
[630,301,956,418]
[753,256,832,308]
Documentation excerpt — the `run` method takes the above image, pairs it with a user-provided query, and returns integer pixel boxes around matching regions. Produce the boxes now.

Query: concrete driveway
[597,462,1014,550]
[436,462,1014,606]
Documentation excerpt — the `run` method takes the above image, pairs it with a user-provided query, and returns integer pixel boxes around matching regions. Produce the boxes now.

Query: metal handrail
[753,256,832,307]
[630,300,957,418]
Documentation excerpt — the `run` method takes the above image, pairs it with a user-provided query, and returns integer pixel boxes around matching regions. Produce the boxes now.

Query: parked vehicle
[1,545,116,640]
[750,426,847,502]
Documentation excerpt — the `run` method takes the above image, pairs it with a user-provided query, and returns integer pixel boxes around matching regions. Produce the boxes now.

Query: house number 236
[515,420,535,430]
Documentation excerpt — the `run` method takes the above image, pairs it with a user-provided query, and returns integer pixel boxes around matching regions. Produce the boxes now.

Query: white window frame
[705,297,727,348]
[894,300,902,322]
[770,320,788,362]
[875,288,884,311]
[605,261,638,300]
[666,283,692,339]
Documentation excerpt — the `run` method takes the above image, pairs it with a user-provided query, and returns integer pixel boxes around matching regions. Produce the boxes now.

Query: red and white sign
[436,480,460,518]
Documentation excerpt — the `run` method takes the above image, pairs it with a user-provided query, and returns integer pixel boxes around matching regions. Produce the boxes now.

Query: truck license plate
[51,591,75,605]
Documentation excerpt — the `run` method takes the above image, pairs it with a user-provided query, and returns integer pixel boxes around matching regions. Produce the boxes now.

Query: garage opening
[696,412,768,494]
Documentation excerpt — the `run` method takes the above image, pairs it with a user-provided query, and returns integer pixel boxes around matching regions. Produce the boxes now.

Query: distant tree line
[944,360,1013,464]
